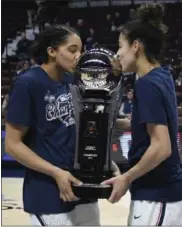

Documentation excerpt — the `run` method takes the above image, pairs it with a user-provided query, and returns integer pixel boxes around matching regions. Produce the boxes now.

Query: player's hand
[101,175,130,203]
[53,169,82,202]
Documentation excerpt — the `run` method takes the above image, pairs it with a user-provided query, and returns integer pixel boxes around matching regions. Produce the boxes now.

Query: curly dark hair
[120,3,168,63]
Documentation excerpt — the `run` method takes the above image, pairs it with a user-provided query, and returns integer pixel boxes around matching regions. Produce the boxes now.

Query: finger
[64,193,72,202]
[109,184,125,203]
[62,186,75,202]
[60,194,67,202]
[108,190,118,203]
[67,184,79,201]
[67,191,79,201]
[101,177,115,185]
[70,175,82,186]
[114,192,123,203]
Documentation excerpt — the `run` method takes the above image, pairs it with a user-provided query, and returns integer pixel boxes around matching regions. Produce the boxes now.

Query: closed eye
[68,44,81,53]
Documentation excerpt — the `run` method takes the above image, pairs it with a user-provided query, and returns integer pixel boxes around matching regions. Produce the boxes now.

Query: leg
[162,200,182,225]
[30,215,42,225]
[127,200,166,226]
[30,203,100,226]
[30,211,75,226]
[74,202,100,226]
[128,200,182,226]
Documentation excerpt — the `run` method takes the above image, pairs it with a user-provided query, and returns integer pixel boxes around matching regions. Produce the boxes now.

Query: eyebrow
[68,45,79,48]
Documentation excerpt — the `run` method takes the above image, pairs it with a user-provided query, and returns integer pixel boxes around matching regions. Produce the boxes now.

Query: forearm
[119,104,124,116]
[5,141,60,178]
[124,144,171,183]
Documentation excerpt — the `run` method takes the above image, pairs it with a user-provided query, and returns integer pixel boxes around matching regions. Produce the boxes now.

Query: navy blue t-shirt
[129,67,182,202]
[6,67,96,214]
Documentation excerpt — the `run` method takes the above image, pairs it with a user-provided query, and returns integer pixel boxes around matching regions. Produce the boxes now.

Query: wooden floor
[2,178,130,225]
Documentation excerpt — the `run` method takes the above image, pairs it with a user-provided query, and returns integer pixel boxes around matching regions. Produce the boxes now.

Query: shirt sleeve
[136,78,167,125]
[6,79,33,127]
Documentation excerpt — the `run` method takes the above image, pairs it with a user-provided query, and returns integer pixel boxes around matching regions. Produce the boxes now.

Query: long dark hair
[30,25,79,64]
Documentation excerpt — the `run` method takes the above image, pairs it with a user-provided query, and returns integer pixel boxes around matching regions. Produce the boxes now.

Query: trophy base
[72,183,112,199]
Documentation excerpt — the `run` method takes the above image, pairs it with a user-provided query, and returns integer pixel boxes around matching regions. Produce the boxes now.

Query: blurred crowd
[15,9,134,59]
[1,1,182,126]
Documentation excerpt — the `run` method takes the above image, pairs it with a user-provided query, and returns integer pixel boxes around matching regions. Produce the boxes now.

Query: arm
[116,103,131,130]
[6,77,81,202]
[5,79,61,178]
[5,122,60,178]
[103,123,172,203]
[119,103,124,116]
[102,79,172,203]
[124,123,171,183]
[124,80,171,182]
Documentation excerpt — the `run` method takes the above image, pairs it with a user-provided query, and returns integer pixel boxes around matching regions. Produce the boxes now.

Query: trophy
[70,48,124,199]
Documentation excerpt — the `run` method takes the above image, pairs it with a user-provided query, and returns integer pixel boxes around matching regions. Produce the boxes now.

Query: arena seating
[1,3,182,102]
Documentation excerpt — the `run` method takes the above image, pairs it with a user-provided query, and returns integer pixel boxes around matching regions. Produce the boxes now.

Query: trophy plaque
[70,48,123,199]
